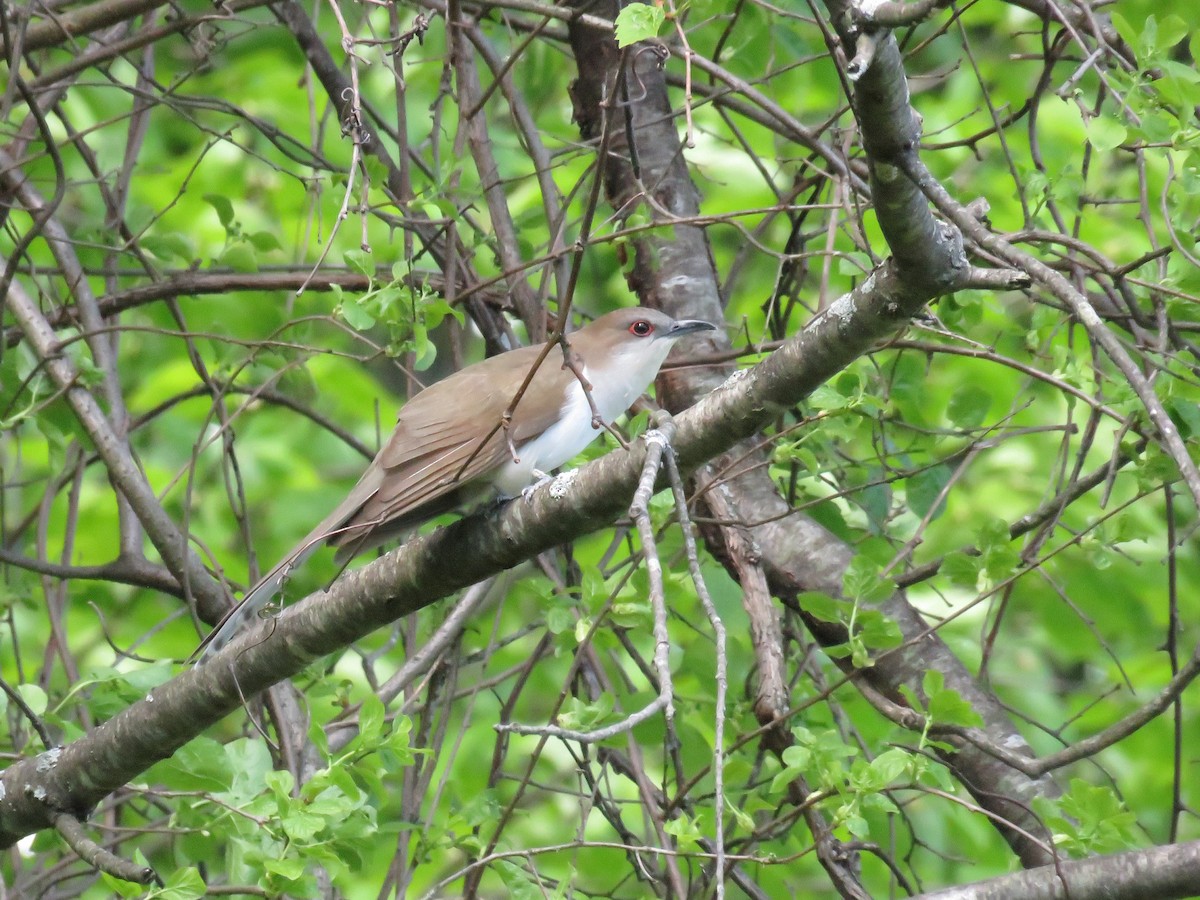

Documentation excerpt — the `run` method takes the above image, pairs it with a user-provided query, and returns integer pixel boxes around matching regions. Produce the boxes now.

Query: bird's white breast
[490,371,602,497]
[488,338,677,497]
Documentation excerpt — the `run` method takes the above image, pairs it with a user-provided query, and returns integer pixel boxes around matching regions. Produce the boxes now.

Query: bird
[196,306,716,661]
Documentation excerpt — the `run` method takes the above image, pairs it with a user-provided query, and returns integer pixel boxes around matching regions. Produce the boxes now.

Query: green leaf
[263,855,307,879]
[808,382,849,411]
[898,683,924,715]
[856,609,902,651]
[224,738,275,801]
[922,669,946,698]
[412,321,437,371]
[854,479,891,533]
[610,600,651,629]
[358,693,385,746]
[496,860,545,900]
[947,384,991,430]
[1153,14,1188,53]
[796,591,844,623]
[384,715,417,762]
[67,345,105,388]
[1167,396,1200,438]
[856,536,897,567]
[974,516,1018,585]
[264,768,295,799]
[976,516,1009,546]
[1086,115,1127,152]
[1035,779,1138,855]
[769,765,804,795]
[906,465,951,520]
[247,230,282,252]
[338,297,376,330]
[152,866,206,900]
[780,741,812,771]
[842,556,894,605]
[120,663,173,693]
[546,604,573,635]
[282,809,326,841]
[18,684,47,715]
[940,554,979,588]
[141,232,195,263]
[861,791,900,816]
[1138,14,1159,60]
[99,872,146,897]
[663,814,703,851]
[203,193,235,228]
[924,670,984,727]
[218,242,257,273]
[614,3,666,48]
[150,736,231,791]
[844,814,870,838]
[927,688,982,727]
[344,248,374,276]
[558,694,613,730]
[869,747,914,784]
[725,796,755,833]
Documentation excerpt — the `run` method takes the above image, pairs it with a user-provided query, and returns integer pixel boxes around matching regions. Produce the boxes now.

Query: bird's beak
[667,319,717,338]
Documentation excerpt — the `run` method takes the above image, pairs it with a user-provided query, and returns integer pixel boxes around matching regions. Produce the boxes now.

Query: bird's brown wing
[328,345,568,550]
[197,345,577,661]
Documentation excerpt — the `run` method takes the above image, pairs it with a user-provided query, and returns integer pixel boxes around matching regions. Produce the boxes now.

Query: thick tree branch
[1,0,163,53]
[2,247,941,847]
[916,837,1200,900]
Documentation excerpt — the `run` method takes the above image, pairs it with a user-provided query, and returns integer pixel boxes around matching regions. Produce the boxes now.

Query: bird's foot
[521,468,553,503]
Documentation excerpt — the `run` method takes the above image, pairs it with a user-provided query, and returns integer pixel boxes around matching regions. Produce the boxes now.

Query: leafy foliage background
[2,0,1199,896]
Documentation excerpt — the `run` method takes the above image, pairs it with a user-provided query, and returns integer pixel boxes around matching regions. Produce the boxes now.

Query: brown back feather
[328,343,572,548]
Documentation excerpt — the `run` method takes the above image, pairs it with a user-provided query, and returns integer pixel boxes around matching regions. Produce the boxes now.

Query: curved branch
[916,837,1200,900]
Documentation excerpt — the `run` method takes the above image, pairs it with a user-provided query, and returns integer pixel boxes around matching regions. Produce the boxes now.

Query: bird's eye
[629,320,654,337]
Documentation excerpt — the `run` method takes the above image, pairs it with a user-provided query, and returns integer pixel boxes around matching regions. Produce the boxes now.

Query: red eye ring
[629,320,654,337]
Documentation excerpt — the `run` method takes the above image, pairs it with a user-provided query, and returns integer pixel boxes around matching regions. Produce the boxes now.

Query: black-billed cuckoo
[198,307,715,660]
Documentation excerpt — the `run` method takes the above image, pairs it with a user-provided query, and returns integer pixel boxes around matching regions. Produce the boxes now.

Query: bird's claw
[522,469,553,503]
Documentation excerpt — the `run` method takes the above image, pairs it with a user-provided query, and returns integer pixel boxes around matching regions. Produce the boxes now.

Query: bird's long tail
[193,472,440,663]
[193,528,328,664]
